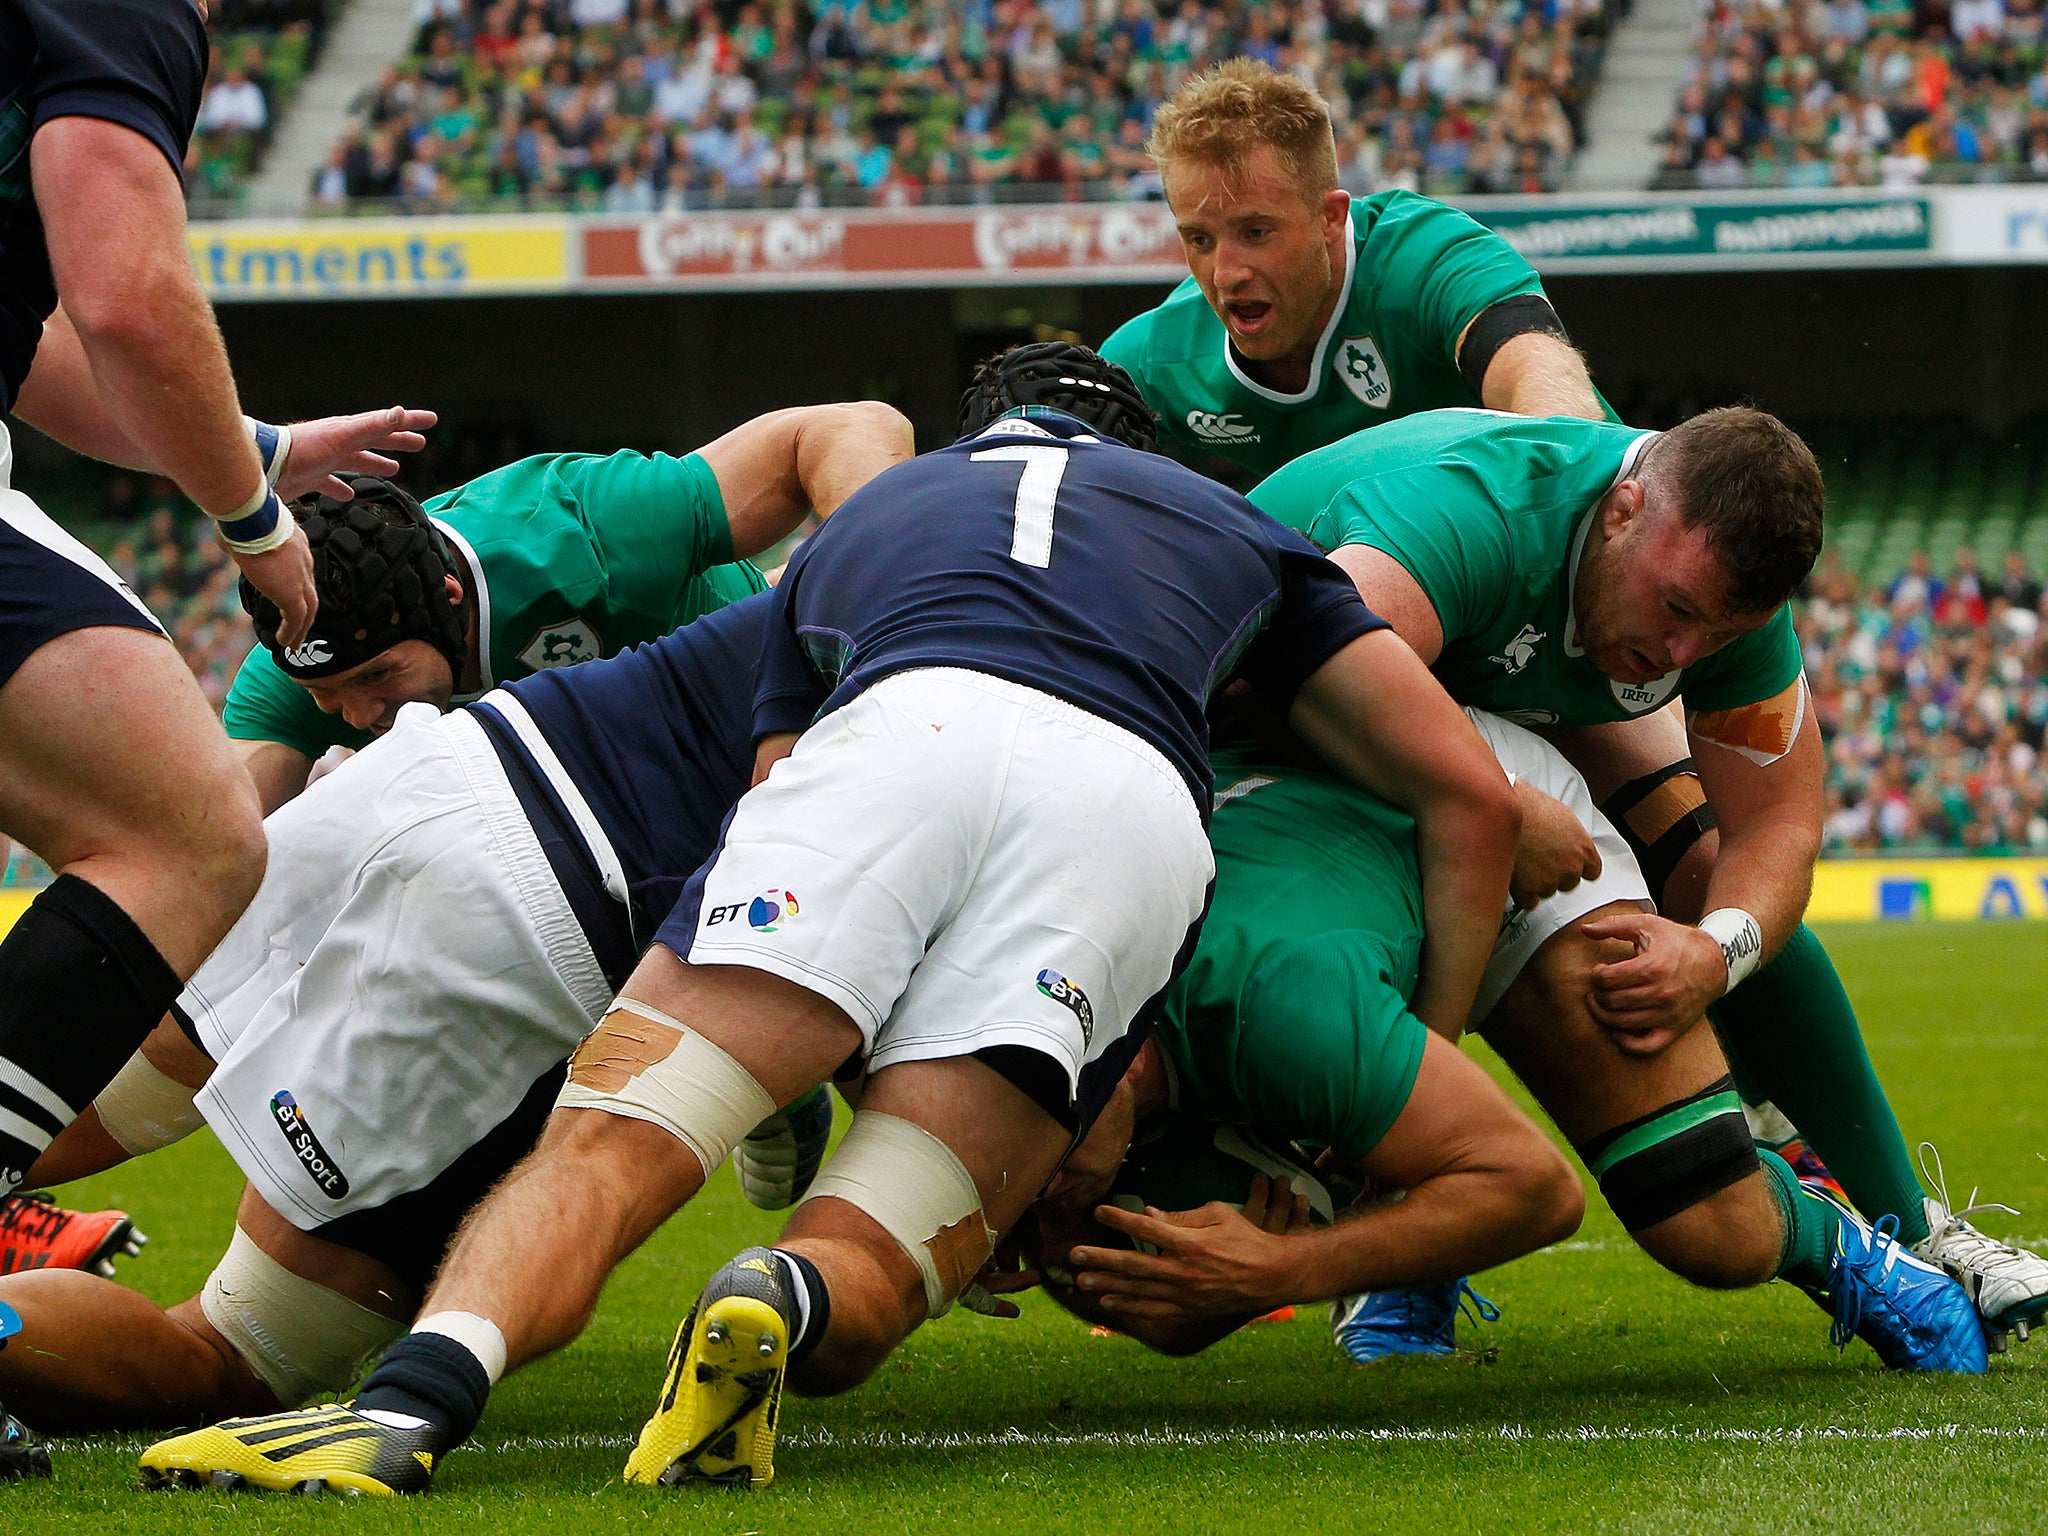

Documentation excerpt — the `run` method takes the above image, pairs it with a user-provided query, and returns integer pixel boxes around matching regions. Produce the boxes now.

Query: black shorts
[0,491,164,692]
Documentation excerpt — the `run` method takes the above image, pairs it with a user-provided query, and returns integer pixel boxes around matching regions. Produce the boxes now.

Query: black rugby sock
[353,1333,493,1448]
[0,875,181,1194]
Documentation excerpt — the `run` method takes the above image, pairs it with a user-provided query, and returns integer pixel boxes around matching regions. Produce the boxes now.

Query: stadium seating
[190,0,341,213]
[307,0,1619,214]
[1653,0,2048,189]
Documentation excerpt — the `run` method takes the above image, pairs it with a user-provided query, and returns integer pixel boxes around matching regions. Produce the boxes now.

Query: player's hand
[1509,781,1601,910]
[1580,910,1721,1053]
[961,1228,1043,1319]
[231,526,317,648]
[1066,1174,1309,1322]
[273,407,438,502]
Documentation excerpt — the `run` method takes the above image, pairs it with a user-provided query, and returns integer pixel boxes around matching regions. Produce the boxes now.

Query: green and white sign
[1469,197,1932,269]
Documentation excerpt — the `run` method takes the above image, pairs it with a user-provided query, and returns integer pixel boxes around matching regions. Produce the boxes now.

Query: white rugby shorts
[1470,707,1654,1021]
[188,702,613,1229]
[668,667,1213,1102]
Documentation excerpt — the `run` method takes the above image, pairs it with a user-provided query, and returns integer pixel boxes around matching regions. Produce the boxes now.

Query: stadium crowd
[1804,547,2048,851]
[1654,0,2048,189]
[188,0,338,209]
[61,478,2048,856]
[303,0,1617,213]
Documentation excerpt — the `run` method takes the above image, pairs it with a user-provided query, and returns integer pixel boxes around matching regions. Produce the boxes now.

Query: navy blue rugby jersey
[0,0,206,410]
[753,410,1384,811]
[490,591,763,931]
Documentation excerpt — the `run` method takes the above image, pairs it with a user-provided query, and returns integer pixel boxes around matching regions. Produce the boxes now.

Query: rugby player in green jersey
[1003,722,1985,1372]
[1099,58,1606,487]
[223,402,912,814]
[1251,406,2048,1348]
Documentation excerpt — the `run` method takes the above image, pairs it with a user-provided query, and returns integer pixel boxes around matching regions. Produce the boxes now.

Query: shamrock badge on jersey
[1336,335,1392,410]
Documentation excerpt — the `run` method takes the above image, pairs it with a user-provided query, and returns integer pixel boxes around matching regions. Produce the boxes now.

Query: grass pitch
[8,921,2048,1534]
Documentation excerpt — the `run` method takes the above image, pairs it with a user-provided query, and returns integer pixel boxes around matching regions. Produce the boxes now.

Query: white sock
[769,1250,813,1344]
[412,1310,509,1384]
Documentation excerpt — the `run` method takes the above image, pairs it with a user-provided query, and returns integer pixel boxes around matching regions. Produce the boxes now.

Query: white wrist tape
[1698,907,1765,992]
[95,1050,206,1156]
[213,481,296,555]
[243,416,293,490]
[200,1227,405,1405]
[555,996,775,1181]
[800,1111,993,1320]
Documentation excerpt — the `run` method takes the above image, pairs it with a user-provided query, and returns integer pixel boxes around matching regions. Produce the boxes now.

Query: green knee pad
[1577,1076,1760,1231]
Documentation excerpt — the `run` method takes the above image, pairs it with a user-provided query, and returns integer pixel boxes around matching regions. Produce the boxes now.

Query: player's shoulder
[1102,276,1217,375]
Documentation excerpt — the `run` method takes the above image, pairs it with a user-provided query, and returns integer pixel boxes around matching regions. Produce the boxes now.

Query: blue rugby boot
[735,1087,834,1211]
[1821,1207,1989,1373]
[1331,1279,1499,1363]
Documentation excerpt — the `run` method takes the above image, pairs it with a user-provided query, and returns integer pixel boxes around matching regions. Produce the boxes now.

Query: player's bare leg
[0,627,265,1194]
[772,1054,1072,1394]
[1479,902,1781,1289]
[420,950,863,1369]
[0,1187,407,1430]
[22,1017,215,1189]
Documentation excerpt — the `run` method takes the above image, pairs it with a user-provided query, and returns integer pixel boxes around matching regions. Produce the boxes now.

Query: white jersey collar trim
[1563,430,1659,658]
[434,517,494,700]
[1221,205,1357,406]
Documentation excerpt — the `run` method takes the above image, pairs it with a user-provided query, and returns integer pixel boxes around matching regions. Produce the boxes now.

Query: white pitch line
[470,1423,2048,1456]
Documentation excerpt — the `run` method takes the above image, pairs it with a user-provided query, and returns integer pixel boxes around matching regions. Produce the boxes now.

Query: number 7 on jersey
[971,444,1069,569]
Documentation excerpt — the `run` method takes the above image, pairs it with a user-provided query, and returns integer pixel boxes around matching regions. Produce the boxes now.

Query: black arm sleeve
[1454,293,1574,400]
[24,0,207,173]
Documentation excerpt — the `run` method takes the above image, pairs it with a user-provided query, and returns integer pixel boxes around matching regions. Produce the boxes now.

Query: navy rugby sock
[0,874,181,1195]
[353,1334,493,1448]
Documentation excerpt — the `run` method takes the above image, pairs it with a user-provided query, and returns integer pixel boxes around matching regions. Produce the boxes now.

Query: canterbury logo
[1185,409,1257,443]
[280,639,332,669]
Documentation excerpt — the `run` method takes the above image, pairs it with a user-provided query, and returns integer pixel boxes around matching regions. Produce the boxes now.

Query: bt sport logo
[705,887,800,933]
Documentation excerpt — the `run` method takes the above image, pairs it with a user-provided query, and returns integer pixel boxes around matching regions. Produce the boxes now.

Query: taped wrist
[1598,759,1716,905]
[214,484,295,555]
[244,416,293,490]
[1698,908,1764,992]
[0,875,182,1185]
[1576,1075,1759,1231]
[799,1111,993,1320]
[96,1049,205,1156]
[1456,293,1574,398]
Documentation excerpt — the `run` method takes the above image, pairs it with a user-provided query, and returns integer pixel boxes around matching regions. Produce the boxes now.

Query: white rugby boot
[1911,1143,2048,1350]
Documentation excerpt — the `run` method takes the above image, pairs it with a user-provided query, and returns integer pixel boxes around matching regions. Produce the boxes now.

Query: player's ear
[1600,480,1645,539]
[444,573,464,604]
[1320,187,1350,233]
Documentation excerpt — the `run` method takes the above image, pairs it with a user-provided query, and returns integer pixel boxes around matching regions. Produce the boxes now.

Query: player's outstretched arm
[14,311,436,500]
[28,116,315,644]
[1287,630,1518,1038]
[699,401,915,557]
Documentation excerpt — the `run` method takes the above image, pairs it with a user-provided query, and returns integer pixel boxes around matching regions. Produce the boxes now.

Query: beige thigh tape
[799,1111,994,1319]
[96,1050,206,1156]
[555,996,775,1179]
[199,1227,405,1405]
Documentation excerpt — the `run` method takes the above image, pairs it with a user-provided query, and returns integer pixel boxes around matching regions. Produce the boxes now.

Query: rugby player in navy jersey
[136,344,1522,1496]
[0,404,908,1460]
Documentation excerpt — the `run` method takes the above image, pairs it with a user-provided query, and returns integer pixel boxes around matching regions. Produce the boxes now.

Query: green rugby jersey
[1143,745,1431,1192]
[1101,190,1565,481]
[1249,411,1803,726]
[223,450,766,760]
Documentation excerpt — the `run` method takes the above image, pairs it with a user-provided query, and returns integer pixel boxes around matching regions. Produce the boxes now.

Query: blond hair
[1148,58,1339,199]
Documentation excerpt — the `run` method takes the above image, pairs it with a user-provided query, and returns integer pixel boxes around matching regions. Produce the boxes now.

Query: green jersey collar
[433,516,494,701]
[1222,200,1359,406]
[1562,430,1660,659]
